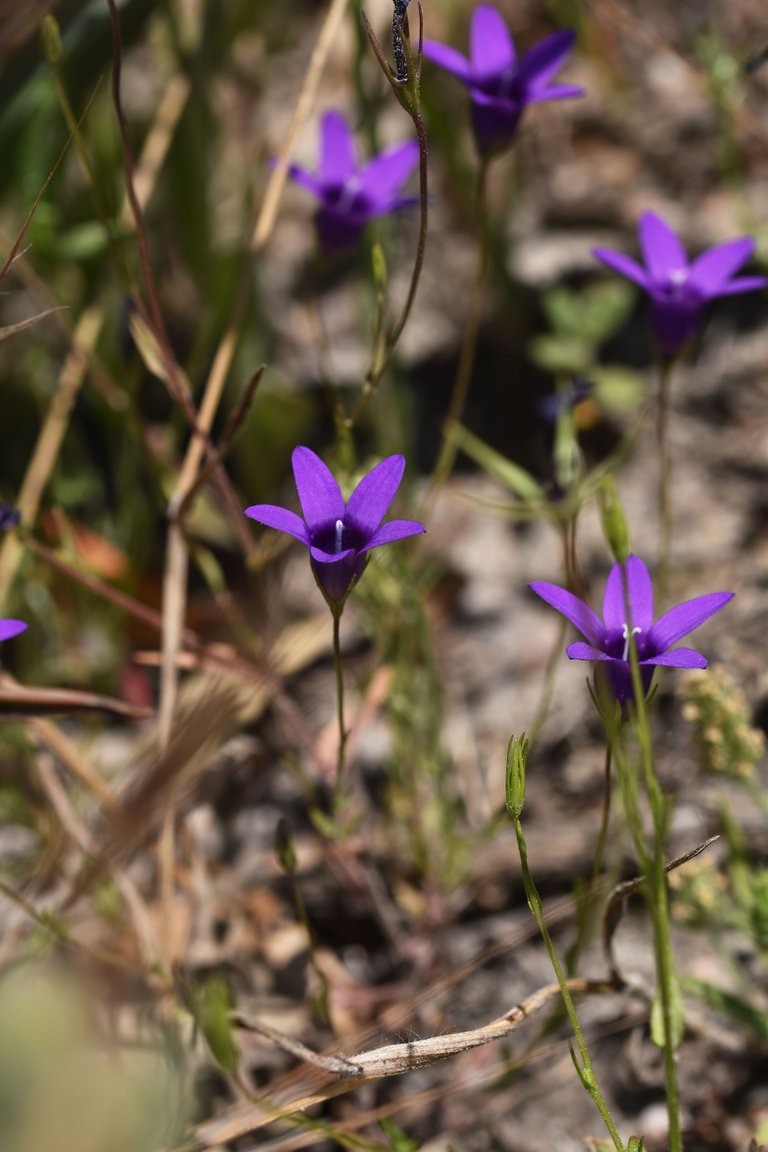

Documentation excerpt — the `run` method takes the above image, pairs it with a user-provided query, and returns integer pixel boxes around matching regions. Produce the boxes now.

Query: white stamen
[622,622,642,662]
[337,175,361,214]
[334,519,344,553]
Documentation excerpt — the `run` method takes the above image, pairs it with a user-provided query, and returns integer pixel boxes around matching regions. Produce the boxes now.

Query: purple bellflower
[422,4,583,157]
[286,110,419,253]
[593,212,767,358]
[530,555,733,706]
[245,447,425,608]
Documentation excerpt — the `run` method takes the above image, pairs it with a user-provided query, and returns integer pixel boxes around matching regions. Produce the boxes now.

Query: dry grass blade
[0,681,151,720]
[0,308,64,340]
[0,304,101,604]
[98,678,242,869]
[196,977,617,1145]
[603,835,720,983]
[0,65,188,605]
[251,0,351,253]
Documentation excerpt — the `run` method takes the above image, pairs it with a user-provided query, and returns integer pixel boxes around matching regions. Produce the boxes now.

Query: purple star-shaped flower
[593,211,767,358]
[0,619,26,643]
[245,447,425,607]
[530,555,733,705]
[286,110,419,253]
[422,4,583,157]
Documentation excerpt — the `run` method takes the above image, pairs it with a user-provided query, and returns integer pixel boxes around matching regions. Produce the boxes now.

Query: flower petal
[638,211,688,282]
[469,92,522,156]
[244,504,310,545]
[291,446,345,532]
[529,582,603,645]
[592,247,651,291]
[309,544,356,565]
[470,5,515,82]
[309,547,360,604]
[318,110,356,186]
[642,647,707,669]
[647,591,733,654]
[0,619,27,642]
[286,164,325,200]
[708,274,767,298]
[687,237,755,297]
[566,641,616,662]
[357,140,419,206]
[649,297,700,357]
[526,82,584,104]
[602,555,654,635]
[345,455,406,539]
[518,29,576,91]
[421,39,472,83]
[360,519,426,552]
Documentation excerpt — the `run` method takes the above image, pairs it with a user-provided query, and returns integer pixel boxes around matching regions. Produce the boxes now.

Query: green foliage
[529,280,638,376]
[379,1118,421,1152]
[681,665,765,780]
[0,965,191,1152]
[194,976,240,1077]
[505,733,528,820]
[650,973,685,1051]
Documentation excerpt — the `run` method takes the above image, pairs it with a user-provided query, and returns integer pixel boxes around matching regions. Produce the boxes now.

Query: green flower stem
[656,359,673,600]
[620,569,683,1152]
[594,744,614,884]
[512,810,626,1152]
[430,157,491,494]
[388,105,429,352]
[357,5,428,408]
[332,608,348,795]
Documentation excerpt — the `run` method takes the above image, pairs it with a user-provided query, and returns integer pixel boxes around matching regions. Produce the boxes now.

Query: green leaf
[196,977,239,1075]
[541,286,584,336]
[449,424,544,504]
[528,332,591,375]
[591,365,648,413]
[505,734,528,819]
[55,222,110,261]
[650,972,685,1050]
[683,975,768,1041]
[579,280,636,343]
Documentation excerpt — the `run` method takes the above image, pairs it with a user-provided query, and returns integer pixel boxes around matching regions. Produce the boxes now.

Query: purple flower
[422,5,583,157]
[244,447,425,607]
[0,619,27,643]
[286,110,419,252]
[593,212,767,358]
[530,555,733,705]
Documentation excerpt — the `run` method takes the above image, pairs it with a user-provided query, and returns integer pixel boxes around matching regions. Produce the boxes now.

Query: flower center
[327,175,364,216]
[659,268,689,300]
[497,64,517,99]
[621,623,642,662]
[334,519,344,554]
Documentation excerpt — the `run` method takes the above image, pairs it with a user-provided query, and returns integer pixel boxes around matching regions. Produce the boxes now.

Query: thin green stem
[353,14,429,417]
[593,744,613,884]
[430,157,491,494]
[513,814,625,1151]
[332,610,348,795]
[388,106,429,351]
[619,566,684,1152]
[656,360,673,601]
